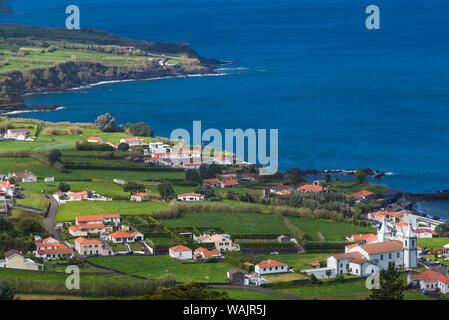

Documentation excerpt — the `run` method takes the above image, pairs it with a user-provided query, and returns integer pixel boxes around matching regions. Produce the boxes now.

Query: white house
[107,230,144,243]
[87,137,103,144]
[0,180,14,197]
[413,228,436,238]
[177,193,205,201]
[0,250,43,271]
[34,237,74,260]
[193,247,222,260]
[130,192,150,202]
[13,171,37,182]
[255,259,289,275]
[169,245,193,260]
[5,128,29,139]
[146,142,171,156]
[120,137,145,146]
[76,214,121,226]
[408,269,449,294]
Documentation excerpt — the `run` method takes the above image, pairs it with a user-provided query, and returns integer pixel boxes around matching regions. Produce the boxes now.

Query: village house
[146,142,171,156]
[408,269,449,294]
[13,171,37,182]
[106,230,144,243]
[269,185,294,195]
[177,193,205,202]
[195,234,240,252]
[68,190,92,201]
[255,259,289,275]
[74,237,113,256]
[169,245,193,260]
[351,190,376,201]
[34,237,74,260]
[87,137,103,144]
[227,268,246,286]
[0,180,14,197]
[5,128,29,139]
[413,228,436,238]
[69,223,112,237]
[0,250,43,271]
[297,184,327,192]
[76,214,121,226]
[130,192,150,202]
[183,163,202,170]
[347,233,378,244]
[203,179,223,188]
[193,247,222,260]
[120,137,145,146]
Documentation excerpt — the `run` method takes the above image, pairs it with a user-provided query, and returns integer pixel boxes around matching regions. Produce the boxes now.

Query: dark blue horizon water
[2,0,449,196]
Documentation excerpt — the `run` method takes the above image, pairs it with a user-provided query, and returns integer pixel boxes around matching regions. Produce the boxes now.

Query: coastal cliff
[0,25,219,112]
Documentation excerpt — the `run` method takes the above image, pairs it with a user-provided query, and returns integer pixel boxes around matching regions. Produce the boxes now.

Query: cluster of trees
[137,283,229,300]
[157,183,175,201]
[123,181,146,195]
[94,113,154,137]
[185,164,222,184]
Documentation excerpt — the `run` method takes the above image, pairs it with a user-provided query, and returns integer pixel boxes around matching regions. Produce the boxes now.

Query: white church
[302,217,418,279]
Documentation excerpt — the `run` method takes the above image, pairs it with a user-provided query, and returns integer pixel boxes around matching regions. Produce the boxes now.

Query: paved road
[44,197,61,240]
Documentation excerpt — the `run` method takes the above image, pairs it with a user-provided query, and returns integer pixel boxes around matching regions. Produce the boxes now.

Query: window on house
[397,252,400,258]
[380,255,383,260]
[389,253,392,259]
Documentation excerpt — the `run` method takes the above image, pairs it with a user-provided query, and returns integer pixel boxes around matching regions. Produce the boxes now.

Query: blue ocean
[2,0,449,194]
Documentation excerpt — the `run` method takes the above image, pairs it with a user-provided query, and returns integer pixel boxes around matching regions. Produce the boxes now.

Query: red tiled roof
[257,259,287,268]
[352,233,377,243]
[414,228,436,235]
[170,245,192,252]
[223,180,239,186]
[131,193,149,197]
[411,269,439,279]
[308,261,320,267]
[108,231,133,238]
[352,190,375,197]
[345,243,359,250]
[76,214,120,222]
[69,223,106,231]
[203,179,223,185]
[37,248,73,255]
[298,184,326,192]
[396,221,409,227]
[178,193,203,197]
[75,237,102,245]
[359,240,403,255]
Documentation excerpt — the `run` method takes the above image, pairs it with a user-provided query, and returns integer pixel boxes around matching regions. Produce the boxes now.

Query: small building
[297,184,327,192]
[169,245,193,260]
[203,179,223,188]
[195,234,240,252]
[68,190,91,201]
[413,228,436,238]
[87,137,103,144]
[255,259,289,275]
[34,238,74,260]
[0,250,43,271]
[348,233,378,244]
[177,193,205,202]
[5,128,29,139]
[269,185,294,195]
[227,268,246,286]
[44,177,55,182]
[120,137,145,146]
[76,214,121,226]
[13,171,37,182]
[351,190,376,201]
[107,230,144,243]
[194,247,221,260]
[408,269,449,294]
[69,223,111,237]
[74,237,113,256]
[130,192,150,202]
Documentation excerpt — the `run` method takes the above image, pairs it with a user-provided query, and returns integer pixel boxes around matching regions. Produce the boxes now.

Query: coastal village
[0,115,448,301]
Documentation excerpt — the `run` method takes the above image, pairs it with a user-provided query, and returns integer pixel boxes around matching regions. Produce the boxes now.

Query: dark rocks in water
[0,0,14,14]
[0,104,61,115]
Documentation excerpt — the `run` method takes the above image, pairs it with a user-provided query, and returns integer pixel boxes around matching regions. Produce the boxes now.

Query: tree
[141,283,229,300]
[157,183,175,200]
[285,168,305,185]
[354,168,367,184]
[18,218,45,235]
[0,280,16,300]
[58,182,70,192]
[185,169,201,184]
[117,142,129,152]
[195,184,215,199]
[123,182,146,195]
[368,263,411,300]
[48,149,62,163]
[95,113,116,132]
[126,122,153,137]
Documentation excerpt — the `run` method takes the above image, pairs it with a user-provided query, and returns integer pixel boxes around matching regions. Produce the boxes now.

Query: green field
[418,237,449,249]
[0,268,138,283]
[274,278,432,300]
[161,211,290,235]
[88,255,233,283]
[56,201,169,223]
[222,289,286,300]
[287,217,376,241]
[259,253,339,272]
